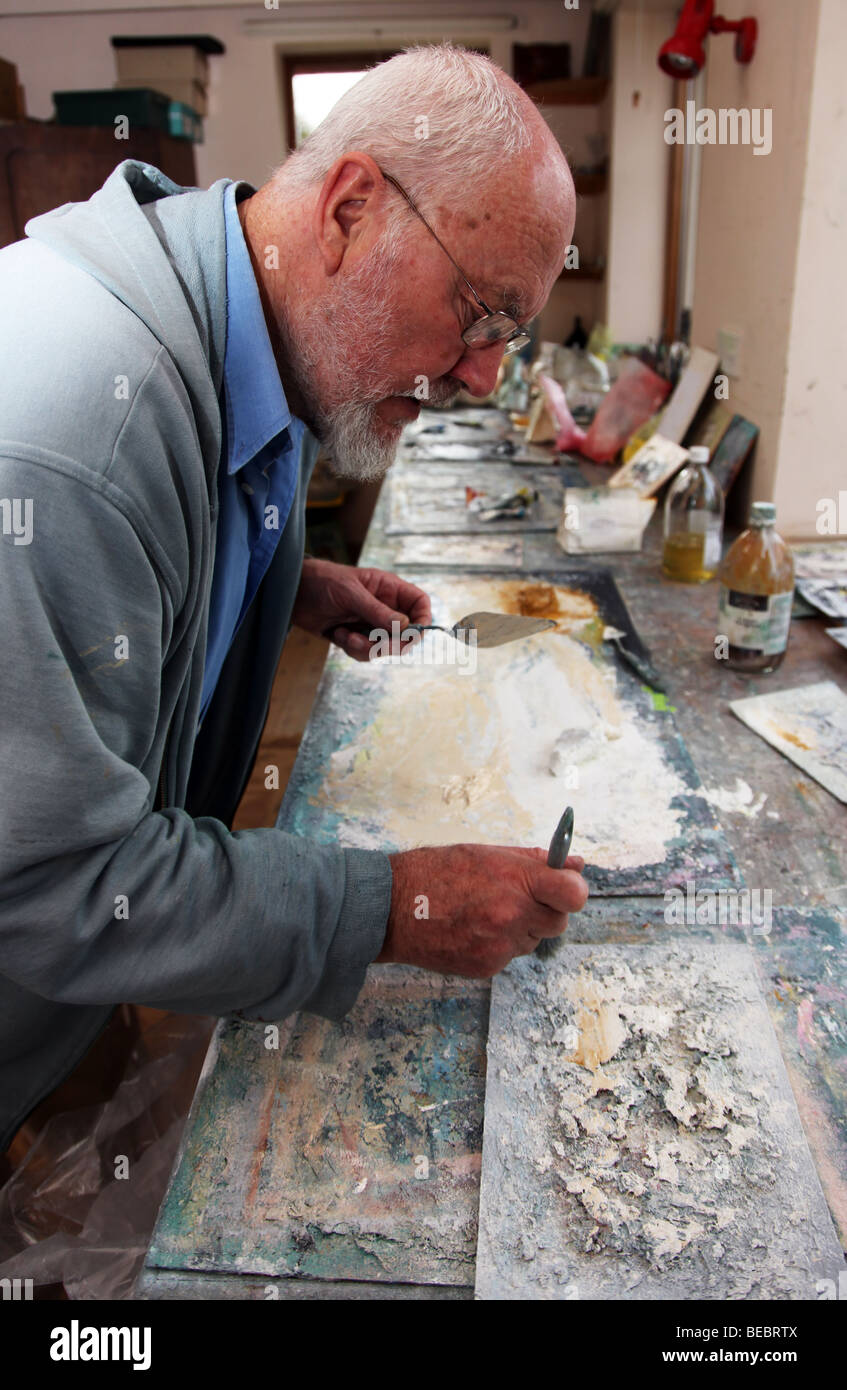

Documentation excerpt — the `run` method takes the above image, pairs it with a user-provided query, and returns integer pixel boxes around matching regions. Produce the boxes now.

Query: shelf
[524,77,609,107]
[573,170,607,197]
[558,267,605,282]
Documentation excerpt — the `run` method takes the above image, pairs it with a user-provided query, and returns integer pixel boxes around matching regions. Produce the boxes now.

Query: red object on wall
[658,0,758,78]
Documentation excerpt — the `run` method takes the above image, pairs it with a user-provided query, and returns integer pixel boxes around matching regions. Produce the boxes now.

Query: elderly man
[0,44,585,1151]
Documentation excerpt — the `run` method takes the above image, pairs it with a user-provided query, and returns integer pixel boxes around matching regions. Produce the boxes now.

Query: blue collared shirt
[200,181,306,722]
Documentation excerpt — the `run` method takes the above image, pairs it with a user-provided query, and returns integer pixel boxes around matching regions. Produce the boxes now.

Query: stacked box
[111,38,219,120]
[114,45,209,86]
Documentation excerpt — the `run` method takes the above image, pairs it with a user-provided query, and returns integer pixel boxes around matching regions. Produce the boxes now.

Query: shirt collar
[221,180,292,474]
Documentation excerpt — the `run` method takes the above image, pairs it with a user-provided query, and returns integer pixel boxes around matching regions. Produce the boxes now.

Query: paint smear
[315,577,692,870]
[702,777,767,818]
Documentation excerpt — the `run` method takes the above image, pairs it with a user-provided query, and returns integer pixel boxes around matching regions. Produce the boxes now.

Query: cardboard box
[115,45,208,86]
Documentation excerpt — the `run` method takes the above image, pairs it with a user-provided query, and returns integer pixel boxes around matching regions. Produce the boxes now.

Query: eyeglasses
[381,170,531,357]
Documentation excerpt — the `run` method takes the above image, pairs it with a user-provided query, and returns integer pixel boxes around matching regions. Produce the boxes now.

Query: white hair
[278,43,536,220]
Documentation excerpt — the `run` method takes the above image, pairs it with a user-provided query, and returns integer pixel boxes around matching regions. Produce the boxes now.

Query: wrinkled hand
[292,557,432,661]
[379,844,589,976]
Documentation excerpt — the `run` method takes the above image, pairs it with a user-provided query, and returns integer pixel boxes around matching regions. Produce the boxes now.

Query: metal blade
[453,611,557,648]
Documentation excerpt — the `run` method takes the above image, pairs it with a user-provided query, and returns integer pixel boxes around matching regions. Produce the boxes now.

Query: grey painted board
[385,462,564,534]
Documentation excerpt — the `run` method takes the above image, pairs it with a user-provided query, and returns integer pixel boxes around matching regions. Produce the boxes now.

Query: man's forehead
[433,193,566,323]
[458,221,563,322]
[475,268,549,324]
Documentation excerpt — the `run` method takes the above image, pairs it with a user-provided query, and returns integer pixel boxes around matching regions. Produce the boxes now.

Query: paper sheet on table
[729,680,847,803]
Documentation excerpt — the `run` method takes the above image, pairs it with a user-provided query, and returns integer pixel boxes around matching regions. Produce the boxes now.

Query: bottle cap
[750,501,776,527]
[688,446,710,464]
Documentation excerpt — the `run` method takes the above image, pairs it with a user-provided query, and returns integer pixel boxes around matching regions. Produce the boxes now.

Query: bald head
[281,43,575,267]
[239,45,575,480]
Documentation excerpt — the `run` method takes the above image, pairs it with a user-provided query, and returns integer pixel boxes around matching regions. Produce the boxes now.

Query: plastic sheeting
[0,1012,213,1299]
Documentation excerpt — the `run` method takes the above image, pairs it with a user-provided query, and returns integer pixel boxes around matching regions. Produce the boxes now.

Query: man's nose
[450,340,508,398]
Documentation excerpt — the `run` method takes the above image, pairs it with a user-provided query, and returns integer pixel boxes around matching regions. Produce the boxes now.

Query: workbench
[136,429,846,1299]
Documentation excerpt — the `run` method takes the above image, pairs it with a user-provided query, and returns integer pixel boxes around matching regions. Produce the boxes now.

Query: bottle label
[703,528,722,570]
[688,513,723,569]
[718,587,792,655]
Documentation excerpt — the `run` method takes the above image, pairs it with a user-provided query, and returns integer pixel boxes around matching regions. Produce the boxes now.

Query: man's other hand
[293,557,431,661]
[379,844,589,975]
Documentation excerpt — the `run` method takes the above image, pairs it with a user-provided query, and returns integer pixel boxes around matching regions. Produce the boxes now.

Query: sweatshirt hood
[23,159,254,452]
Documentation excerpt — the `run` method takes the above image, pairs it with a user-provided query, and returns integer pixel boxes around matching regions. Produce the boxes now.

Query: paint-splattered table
[137,450,846,1300]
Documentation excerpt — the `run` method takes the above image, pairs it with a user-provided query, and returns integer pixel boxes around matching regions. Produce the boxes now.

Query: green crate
[167,100,203,143]
[53,87,171,133]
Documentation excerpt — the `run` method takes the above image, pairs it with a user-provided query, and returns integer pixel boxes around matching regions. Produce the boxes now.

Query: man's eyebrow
[497,287,525,319]
[455,269,528,323]
[496,287,529,322]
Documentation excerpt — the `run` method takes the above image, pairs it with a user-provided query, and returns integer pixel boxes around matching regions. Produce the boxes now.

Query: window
[282,51,400,151]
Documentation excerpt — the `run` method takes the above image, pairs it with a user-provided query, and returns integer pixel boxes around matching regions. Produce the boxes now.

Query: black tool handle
[536,806,575,959]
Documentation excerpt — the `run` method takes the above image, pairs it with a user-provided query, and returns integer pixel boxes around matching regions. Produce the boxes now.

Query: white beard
[318,399,402,482]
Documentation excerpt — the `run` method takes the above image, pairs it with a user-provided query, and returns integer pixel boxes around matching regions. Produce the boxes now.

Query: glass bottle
[564,315,588,350]
[717,502,795,673]
[497,352,529,413]
[662,446,724,582]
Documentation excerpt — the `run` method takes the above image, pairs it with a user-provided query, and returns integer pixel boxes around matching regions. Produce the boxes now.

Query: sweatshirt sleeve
[0,453,392,1022]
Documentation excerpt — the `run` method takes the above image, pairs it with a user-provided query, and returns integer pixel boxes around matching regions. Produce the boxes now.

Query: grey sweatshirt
[0,159,393,1149]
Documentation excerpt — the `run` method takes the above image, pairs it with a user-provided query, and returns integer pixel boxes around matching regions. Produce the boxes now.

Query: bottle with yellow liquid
[662,446,724,582]
[717,502,794,673]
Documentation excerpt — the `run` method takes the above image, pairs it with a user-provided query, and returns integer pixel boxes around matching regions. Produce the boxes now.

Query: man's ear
[312,152,385,276]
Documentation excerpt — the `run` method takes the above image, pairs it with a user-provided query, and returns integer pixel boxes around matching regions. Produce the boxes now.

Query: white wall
[772,0,847,538]
[604,4,675,343]
[689,0,820,528]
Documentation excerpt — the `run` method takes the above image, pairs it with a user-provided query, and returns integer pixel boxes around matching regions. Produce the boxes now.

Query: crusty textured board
[475,941,843,1300]
[385,462,565,534]
[146,967,488,1288]
[392,535,525,569]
